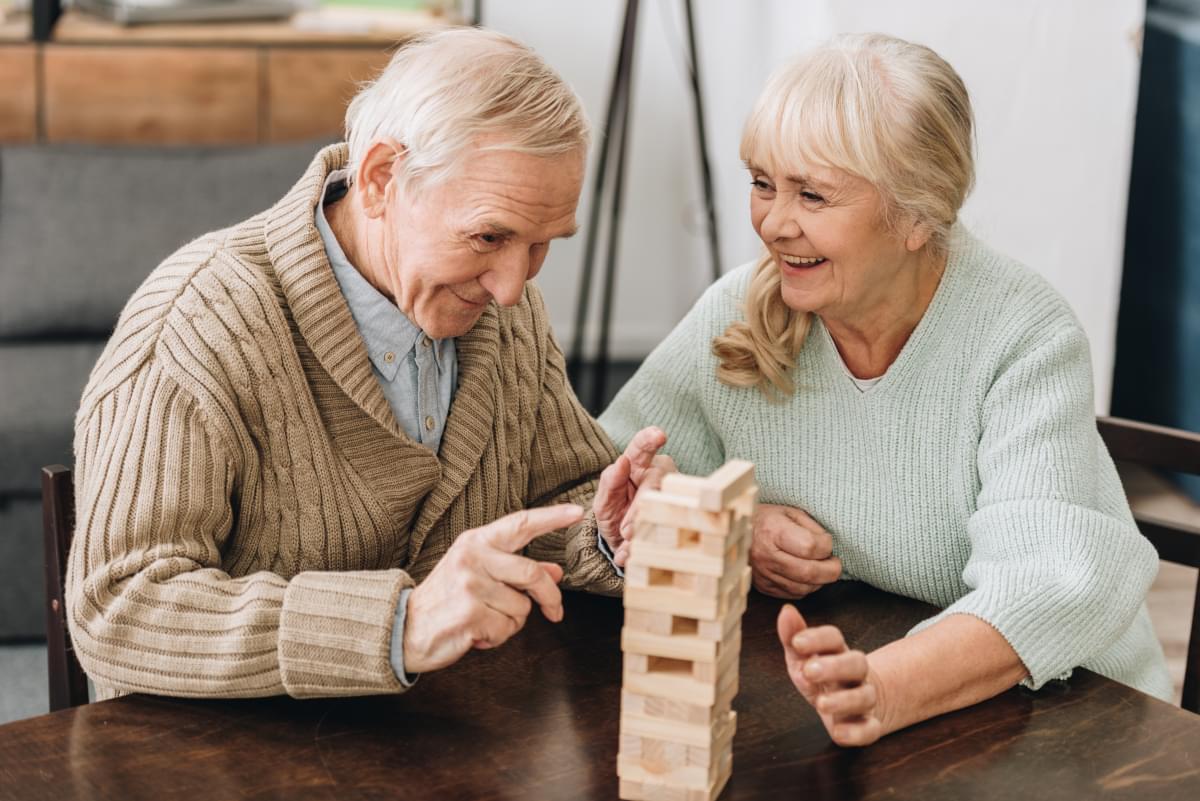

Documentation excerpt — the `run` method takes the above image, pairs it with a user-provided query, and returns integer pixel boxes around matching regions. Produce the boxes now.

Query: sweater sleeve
[908,324,1159,689]
[598,286,726,477]
[67,357,414,699]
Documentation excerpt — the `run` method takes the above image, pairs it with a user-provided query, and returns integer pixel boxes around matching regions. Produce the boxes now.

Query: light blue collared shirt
[316,170,458,454]
[315,171,459,688]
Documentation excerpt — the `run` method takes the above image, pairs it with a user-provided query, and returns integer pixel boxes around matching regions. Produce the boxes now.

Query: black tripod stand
[566,0,723,413]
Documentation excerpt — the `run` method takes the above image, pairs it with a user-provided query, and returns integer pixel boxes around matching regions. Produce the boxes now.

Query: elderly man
[67,28,663,699]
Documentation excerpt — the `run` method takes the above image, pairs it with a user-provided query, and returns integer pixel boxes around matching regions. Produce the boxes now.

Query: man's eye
[478,233,502,245]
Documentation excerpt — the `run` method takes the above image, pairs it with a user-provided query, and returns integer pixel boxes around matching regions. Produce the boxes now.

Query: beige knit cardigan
[66,144,621,700]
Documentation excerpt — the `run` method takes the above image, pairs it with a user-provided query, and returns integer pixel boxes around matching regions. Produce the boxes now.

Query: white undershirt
[822,324,885,392]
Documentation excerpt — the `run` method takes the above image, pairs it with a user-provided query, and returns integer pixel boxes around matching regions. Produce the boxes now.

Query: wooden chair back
[1098,416,1200,713]
[41,464,88,711]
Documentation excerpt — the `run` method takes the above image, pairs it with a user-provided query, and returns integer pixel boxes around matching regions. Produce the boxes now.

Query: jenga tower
[617,460,757,801]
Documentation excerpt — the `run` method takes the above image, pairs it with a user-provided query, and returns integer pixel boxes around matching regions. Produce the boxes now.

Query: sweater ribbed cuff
[279,568,415,698]
[905,499,1160,690]
[525,509,624,596]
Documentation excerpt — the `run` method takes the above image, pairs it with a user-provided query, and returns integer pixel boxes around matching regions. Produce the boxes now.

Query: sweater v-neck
[812,228,965,397]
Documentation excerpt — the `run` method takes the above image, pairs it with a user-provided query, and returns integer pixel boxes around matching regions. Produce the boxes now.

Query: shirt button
[421,335,432,348]
[424,415,435,431]
[384,351,396,363]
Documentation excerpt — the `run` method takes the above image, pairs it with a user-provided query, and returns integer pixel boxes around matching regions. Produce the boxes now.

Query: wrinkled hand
[777,604,889,747]
[402,504,583,674]
[594,426,675,568]
[751,505,841,598]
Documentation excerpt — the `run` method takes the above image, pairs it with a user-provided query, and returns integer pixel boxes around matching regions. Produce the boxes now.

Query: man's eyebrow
[474,220,578,240]
[479,221,518,237]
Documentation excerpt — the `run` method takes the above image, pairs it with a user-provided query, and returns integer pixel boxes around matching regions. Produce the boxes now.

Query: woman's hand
[594,427,676,567]
[751,505,841,598]
[777,604,891,747]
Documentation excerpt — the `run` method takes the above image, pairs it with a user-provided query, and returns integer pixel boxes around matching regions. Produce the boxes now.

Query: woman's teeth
[780,254,826,266]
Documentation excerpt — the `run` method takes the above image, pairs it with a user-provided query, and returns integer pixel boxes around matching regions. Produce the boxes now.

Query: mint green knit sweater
[601,228,1172,700]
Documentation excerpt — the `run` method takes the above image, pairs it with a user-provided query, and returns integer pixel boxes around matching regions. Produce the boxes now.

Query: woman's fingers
[778,612,883,747]
[803,648,868,685]
[816,682,878,717]
[777,605,820,697]
[828,715,884,747]
[790,624,848,657]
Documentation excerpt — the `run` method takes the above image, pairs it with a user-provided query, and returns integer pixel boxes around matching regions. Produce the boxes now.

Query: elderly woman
[599,33,1172,745]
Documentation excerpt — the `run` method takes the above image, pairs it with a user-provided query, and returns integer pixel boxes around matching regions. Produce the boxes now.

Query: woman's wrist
[866,652,905,737]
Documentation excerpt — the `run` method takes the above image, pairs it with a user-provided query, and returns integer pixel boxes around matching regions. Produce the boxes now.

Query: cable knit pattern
[601,227,1173,699]
[67,144,621,700]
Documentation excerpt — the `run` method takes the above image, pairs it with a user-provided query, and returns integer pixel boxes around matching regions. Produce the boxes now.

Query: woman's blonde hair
[713,33,975,397]
[344,28,589,190]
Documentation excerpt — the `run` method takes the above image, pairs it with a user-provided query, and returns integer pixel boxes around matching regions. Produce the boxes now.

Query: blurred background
[0,0,1196,723]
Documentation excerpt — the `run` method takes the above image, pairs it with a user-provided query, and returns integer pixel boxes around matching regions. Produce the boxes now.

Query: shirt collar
[315,170,424,381]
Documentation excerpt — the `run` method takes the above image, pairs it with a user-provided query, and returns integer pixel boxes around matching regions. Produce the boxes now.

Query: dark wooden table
[1,582,1198,800]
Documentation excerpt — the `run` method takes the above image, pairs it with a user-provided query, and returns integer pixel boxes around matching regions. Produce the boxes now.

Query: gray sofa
[0,141,327,640]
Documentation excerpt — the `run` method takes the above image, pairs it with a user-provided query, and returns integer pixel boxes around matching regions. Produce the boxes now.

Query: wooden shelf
[0,8,454,145]
[0,44,36,142]
[52,9,449,46]
[0,10,31,41]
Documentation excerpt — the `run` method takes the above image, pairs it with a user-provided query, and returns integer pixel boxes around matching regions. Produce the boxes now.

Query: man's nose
[482,252,529,307]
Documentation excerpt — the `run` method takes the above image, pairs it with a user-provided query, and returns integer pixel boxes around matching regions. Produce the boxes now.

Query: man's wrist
[390,587,421,686]
[596,528,624,577]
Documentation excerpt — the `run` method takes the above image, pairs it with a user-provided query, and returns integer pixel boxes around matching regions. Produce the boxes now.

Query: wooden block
[0,46,37,143]
[623,641,740,706]
[730,486,758,520]
[659,473,709,499]
[624,584,718,620]
[624,666,720,707]
[661,462,756,515]
[623,574,744,641]
[624,609,677,637]
[624,652,651,674]
[696,460,755,512]
[635,523,730,558]
[624,563,746,621]
[620,712,716,748]
[621,625,742,675]
[636,490,731,535]
[43,46,258,145]
[695,586,747,641]
[622,691,717,727]
[618,736,733,801]
[266,47,394,142]
[626,535,737,577]
[625,564,720,596]
[617,755,714,791]
[617,716,735,788]
[690,631,741,683]
[622,627,718,663]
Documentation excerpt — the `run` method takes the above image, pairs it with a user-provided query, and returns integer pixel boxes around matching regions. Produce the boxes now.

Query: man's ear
[356,137,406,219]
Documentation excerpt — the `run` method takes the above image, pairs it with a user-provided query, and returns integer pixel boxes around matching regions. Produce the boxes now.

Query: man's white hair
[345,27,590,188]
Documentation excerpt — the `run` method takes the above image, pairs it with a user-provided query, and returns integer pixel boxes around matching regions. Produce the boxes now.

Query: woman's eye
[801,192,824,203]
[751,179,773,192]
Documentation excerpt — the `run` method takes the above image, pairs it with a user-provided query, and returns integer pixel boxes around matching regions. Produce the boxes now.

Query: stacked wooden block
[618,460,757,801]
